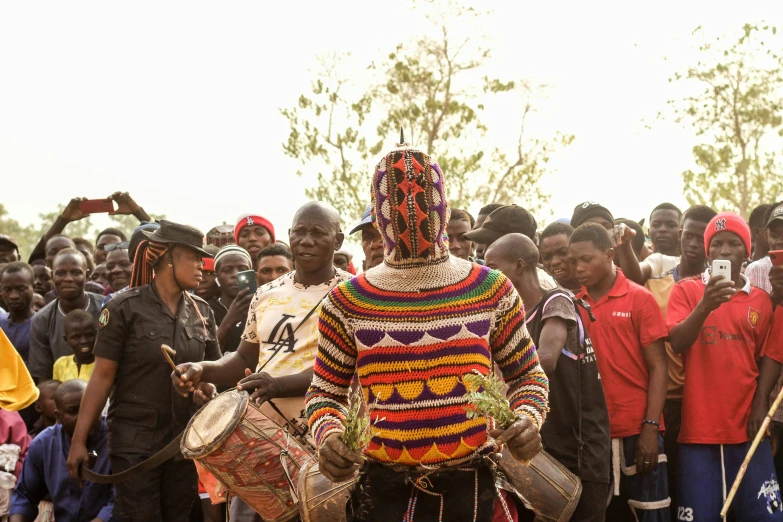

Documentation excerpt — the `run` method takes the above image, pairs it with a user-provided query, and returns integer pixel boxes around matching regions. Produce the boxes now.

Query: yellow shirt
[52,355,95,382]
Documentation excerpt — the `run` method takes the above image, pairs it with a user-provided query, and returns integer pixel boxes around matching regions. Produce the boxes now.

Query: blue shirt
[0,312,33,364]
[10,421,115,522]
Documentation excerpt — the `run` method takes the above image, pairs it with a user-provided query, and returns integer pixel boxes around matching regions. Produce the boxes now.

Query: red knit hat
[705,212,751,256]
[234,214,275,244]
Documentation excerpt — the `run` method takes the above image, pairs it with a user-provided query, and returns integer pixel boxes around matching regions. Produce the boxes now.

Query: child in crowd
[10,379,115,522]
[52,310,96,383]
[29,380,60,438]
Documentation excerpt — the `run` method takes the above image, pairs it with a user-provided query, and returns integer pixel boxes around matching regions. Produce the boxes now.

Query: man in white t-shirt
[174,201,352,431]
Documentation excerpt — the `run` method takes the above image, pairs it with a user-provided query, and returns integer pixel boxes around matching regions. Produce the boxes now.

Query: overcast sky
[1,1,780,260]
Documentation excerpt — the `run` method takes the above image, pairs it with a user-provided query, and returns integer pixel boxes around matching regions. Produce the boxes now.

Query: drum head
[181,389,248,459]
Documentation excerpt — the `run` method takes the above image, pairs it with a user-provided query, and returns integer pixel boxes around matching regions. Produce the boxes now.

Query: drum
[181,389,313,522]
[297,457,354,522]
[497,448,582,522]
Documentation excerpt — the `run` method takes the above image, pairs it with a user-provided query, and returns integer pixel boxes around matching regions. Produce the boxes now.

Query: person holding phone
[209,245,254,354]
[668,212,783,521]
[26,193,152,266]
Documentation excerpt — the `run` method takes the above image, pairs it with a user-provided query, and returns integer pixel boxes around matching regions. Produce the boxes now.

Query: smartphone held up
[79,198,115,214]
[711,259,732,282]
[237,270,257,294]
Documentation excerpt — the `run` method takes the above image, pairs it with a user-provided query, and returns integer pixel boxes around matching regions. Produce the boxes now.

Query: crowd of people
[0,145,783,522]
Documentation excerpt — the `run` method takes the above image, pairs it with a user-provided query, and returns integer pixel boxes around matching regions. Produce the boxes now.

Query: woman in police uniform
[67,220,221,522]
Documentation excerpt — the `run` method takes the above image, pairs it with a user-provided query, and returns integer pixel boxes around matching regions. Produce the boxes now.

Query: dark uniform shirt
[93,283,221,455]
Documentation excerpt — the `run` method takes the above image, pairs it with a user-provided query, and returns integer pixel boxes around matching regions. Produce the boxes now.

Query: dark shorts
[678,440,783,522]
[111,452,197,522]
[607,434,670,522]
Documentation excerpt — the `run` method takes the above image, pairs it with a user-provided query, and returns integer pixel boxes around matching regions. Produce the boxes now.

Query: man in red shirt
[668,212,783,521]
[570,223,670,522]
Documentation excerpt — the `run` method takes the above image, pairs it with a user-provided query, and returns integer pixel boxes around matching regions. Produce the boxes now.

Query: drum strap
[79,432,183,484]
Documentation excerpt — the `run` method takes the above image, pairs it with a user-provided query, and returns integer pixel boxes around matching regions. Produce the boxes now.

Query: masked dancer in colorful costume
[305,135,550,521]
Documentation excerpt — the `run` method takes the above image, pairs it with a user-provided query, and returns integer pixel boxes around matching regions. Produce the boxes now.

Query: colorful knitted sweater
[305,257,549,467]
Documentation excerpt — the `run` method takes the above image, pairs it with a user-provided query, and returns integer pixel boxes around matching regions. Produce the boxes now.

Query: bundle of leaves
[463,370,516,429]
[339,387,373,453]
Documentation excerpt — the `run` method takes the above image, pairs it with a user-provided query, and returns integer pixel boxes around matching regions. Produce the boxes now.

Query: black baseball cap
[0,234,18,250]
[463,205,537,245]
[766,202,783,228]
[571,201,614,229]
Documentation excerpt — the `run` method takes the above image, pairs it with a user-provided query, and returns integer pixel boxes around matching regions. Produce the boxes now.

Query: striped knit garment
[306,257,549,467]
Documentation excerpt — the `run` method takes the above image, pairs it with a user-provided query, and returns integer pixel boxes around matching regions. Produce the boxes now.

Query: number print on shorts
[677,507,694,521]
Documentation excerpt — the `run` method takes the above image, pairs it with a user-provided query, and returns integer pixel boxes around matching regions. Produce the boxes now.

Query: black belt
[80,432,184,484]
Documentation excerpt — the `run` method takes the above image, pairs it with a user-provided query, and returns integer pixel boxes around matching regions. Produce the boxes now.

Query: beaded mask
[371,135,450,266]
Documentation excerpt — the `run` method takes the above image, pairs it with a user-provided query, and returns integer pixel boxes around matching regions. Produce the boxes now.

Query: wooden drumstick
[161,344,181,378]
[721,384,783,518]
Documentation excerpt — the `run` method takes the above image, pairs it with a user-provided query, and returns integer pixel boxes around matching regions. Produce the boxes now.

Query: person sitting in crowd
[29,380,60,438]
[446,208,476,260]
[570,223,670,521]
[29,249,103,382]
[333,249,354,274]
[173,202,351,521]
[209,245,254,354]
[647,203,682,257]
[52,310,97,383]
[30,261,53,298]
[539,222,582,294]
[10,379,115,522]
[67,220,220,522]
[485,233,610,522]
[472,202,504,260]
[349,203,384,271]
[255,244,293,286]
[668,212,783,521]
[464,204,558,289]
[749,203,774,263]
[234,214,275,271]
[0,263,35,366]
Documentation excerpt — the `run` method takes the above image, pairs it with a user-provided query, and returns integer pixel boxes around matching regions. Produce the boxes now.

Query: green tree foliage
[669,23,783,218]
[281,0,572,226]
[0,204,42,261]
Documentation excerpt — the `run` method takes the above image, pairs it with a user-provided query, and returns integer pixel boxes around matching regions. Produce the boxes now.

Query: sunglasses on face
[103,242,130,252]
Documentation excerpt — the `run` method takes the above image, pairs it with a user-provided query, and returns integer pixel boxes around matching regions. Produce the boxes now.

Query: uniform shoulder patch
[98,308,110,329]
